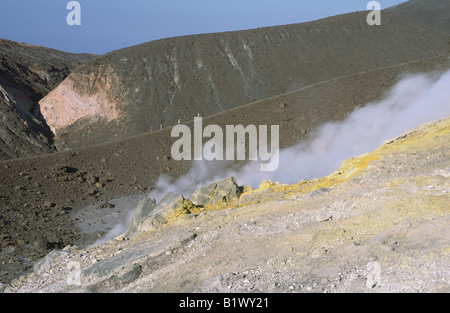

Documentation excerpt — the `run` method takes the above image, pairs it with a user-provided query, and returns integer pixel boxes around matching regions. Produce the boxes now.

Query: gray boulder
[33,249,71,277]
[124,178,242,237]
[125,193,194,237]
[140,192,194,232]
[124,197,157,237]
[191,177,242,207]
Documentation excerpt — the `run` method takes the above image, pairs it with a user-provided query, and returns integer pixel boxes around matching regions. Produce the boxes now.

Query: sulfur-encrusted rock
[140,192,194,232]
[125,192,194,236]
[259,180,275,190]
[191,177,242,207]
[124,178,241,237]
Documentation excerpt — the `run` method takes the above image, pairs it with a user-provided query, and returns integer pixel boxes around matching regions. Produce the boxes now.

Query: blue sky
[0,0,407,55]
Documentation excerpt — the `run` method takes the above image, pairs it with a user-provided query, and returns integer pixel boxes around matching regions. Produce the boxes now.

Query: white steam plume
[149,69,450,200]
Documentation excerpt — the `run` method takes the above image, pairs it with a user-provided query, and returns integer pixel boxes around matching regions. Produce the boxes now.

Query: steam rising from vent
[149,69,450,201]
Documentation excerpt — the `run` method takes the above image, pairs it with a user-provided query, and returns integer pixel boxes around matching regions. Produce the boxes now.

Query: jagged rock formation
[125,193,194,236]
[124,197,157,237]
[191,177,242,207]
[4,117,449,293]
[39,11,450,149]
[125,177,242,237]
[0,39,94,160]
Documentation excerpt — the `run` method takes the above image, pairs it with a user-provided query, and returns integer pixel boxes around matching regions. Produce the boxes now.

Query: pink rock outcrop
[39,66,121,134]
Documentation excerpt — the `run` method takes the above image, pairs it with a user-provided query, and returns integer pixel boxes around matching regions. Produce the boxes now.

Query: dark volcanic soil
[44,11,450,150]
[388,0,450,36]
[1,53,449,284]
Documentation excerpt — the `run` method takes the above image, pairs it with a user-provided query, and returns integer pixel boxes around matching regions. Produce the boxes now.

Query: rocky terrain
[1,51,449,285]
[3,116,449,293]
[0,39,94,160]
[0,1,449,293]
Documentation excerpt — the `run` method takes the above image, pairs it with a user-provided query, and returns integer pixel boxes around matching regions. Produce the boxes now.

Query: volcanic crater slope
[388,0,450,36]
[39,10,450,149]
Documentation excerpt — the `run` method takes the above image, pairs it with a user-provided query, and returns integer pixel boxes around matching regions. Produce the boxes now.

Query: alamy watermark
[367,1,381,26]
[171,117,279,172]
[66,1,81,26]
